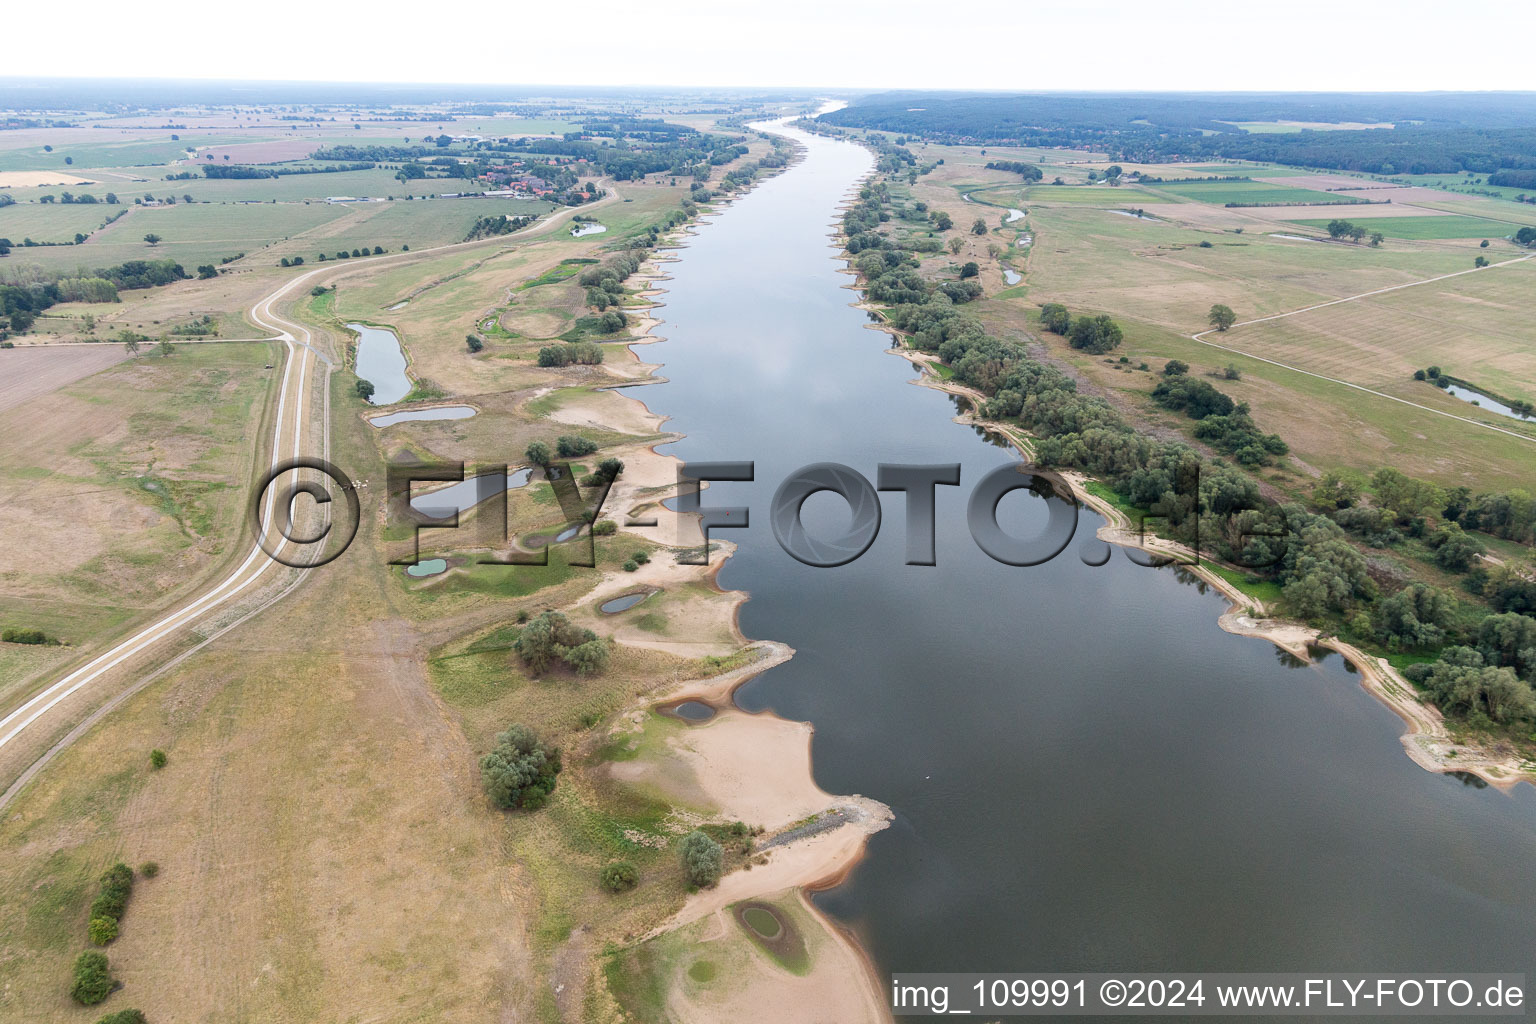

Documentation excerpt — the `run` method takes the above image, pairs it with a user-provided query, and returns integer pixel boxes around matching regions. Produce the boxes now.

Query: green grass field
[1290,215,1535,239]
[0,203,125,244]
[9,201,352,270]
[1389,174,1536,203]
[1022,185,1170,205]
[4,196,553,270]
[13,167,471,205]
[0,137,243,172]
[1176,164,1312,177]
[1154,180,1365,205]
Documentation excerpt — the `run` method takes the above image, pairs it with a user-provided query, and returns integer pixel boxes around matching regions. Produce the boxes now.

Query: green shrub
[479,725,562,810]
[592,520,618,536]
[600,861,639,892]
[564,639,610,677]
[71,951,115,1005]
[631,551,650,565]
[88,916,119,946]
[622,560,638,573]
[1067,314,1123,354]
[1,627,57,645]
[89,863,133,924]
[149,749,167,769]
[556,435,598,458]
[139,862,159,879]
[1039,302,1070,334]
[680,830,723,887]
[95,1010,147,1024]
[524,440,551,467]
[513,610,602,675]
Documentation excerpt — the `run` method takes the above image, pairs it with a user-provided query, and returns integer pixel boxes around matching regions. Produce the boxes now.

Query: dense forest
[1,258,187,335]
[821,93,1536,175]
[312,119,758,184]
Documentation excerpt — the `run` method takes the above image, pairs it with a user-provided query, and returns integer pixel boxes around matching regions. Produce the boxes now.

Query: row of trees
[1325,219,1385,246]
[465,213,532,242]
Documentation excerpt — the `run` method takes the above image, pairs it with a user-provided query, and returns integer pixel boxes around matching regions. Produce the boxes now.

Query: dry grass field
[0,131,834,1023]
[900,150,1536,494]
[0,345,132,413]
[1219,257,1536,398]
[0,342,276,693]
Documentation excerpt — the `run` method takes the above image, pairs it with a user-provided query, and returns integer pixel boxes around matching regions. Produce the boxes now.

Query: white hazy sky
[10,0,1535,93]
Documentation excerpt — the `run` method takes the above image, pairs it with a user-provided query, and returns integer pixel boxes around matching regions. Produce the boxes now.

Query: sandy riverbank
[582,153,895,1022]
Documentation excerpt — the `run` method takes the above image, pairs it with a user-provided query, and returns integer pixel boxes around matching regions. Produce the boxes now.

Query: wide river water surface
[643,122,1536,981]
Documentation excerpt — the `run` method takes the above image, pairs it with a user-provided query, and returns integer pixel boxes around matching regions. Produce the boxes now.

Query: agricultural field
[0,202,125,244]
[5,202,351,270]
[0,167,470,205]
[1390,173,1536,203]
[0,136,247,172]
[1150,179,1366,205]
[1176,164,1312,176]
[1021,184,1169,204]
[3,196,552,271]
[1290,214,1536,239]
[1222,120,1395,133]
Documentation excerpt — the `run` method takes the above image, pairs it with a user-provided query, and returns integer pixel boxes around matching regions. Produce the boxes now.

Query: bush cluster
[480,724,562,810]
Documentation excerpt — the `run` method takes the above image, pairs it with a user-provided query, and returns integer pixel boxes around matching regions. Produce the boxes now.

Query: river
[643,123,1536,982]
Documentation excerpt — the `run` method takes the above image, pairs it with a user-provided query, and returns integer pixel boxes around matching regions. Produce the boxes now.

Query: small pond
[664,700,716,722]
[1443,383,1532,421]
[600,591,652,614]
[742,906,783,939]
[412,468,534,520]
[386,300,409,311]
[1002,267,1021,285]
[1005,208,1024,223]
[523,522,583,548]
[350,322,411,405]
[571,222,608,237]
[405,558,447,578]
[369,405,477,427]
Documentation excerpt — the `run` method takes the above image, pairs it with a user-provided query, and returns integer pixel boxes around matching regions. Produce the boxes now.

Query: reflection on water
[641,117,1536,979]
[1445,771,1490,790]
[1443,383,1533,421]
[369,405,477,427]
[412,468,533,519]
[600,591,651,614]
[349,322,411,405]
